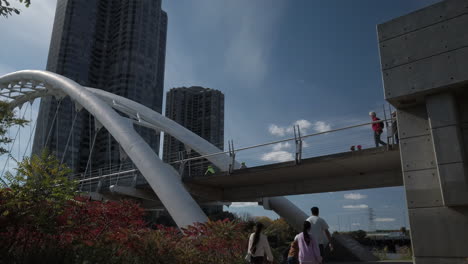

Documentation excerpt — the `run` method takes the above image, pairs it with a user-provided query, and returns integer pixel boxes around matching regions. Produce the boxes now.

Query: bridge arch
[0,70,210,228]
[1,70,308,231]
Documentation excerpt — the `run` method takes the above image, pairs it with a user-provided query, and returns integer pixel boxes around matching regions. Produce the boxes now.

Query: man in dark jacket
[369,111,387,147]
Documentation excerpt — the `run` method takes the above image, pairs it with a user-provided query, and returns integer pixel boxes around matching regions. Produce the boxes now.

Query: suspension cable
[83,124,99,178]
[44,99,63,147]
[60,110,79,164]
[115,162,123,185]
[29,103,32,155]
[0,103,31,183]
[22,111,37,158]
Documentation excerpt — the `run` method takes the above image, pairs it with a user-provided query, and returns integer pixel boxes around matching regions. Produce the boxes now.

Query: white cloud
[344,193,368,200]
[261,151,294,162]
[294,120,312,133]
[374,218,396,222]
[268,120,332,137]
[313,121,331,133]
[343,204,369,209]
[352,223,361,226]
[230,202,258,208]
[269,124,286,137]
[272,142,291,151]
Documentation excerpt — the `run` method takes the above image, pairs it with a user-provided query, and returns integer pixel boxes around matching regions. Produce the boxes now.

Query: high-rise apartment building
[33,0,167,173]
[163,86,224,216]
[163,87,224,178]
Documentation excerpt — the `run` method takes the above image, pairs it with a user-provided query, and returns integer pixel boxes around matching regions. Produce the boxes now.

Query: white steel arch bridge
[0,70,307,229]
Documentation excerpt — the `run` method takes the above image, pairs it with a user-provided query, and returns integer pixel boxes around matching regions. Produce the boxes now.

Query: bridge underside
[185,146,403,201]
[99,147,403,206]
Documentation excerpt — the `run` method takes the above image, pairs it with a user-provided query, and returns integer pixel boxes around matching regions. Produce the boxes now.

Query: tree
[0,101,28,155]
[0,0,30,18]
[0,150,77,232]
[208,210,237,222]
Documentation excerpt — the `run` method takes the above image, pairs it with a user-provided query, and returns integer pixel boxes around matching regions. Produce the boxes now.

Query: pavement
[326,260,413,264]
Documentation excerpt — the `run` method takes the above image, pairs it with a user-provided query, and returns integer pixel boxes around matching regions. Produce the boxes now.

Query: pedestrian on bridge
[205,165,215,175]
[369,111,387,147]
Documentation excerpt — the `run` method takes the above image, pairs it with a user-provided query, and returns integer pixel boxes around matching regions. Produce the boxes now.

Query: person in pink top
[295,221,322,264]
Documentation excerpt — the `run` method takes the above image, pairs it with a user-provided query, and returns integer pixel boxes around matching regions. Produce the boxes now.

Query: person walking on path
[295,221,322,264]
[369,111,387,147]
[306,207,333,258]
[246,222,274,264]
[391,111,399,144]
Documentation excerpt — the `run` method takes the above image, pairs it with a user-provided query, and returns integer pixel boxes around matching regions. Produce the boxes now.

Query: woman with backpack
[295,221,322,264]
[246,222,274,264]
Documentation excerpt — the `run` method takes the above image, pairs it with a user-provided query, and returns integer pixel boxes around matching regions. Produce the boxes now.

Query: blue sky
[0,0,440,231]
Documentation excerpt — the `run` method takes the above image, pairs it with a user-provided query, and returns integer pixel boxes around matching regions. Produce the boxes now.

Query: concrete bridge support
[378,0,468,262]
[261,196,308,231]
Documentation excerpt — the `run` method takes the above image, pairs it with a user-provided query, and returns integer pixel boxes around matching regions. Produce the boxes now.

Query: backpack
[379,119,385,129]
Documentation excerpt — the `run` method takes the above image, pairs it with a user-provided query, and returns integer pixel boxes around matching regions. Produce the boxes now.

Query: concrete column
[377,1,468,262]
[398,101,468,263]
[426,93,468,206]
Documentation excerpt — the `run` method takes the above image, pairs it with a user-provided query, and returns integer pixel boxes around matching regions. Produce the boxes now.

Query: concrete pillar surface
[378,0,468,262]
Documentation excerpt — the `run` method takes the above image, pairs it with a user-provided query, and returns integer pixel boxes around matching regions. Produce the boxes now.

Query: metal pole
[383,104,390,148]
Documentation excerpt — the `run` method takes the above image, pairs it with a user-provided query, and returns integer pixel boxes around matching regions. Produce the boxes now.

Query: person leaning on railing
[369,111,387,147]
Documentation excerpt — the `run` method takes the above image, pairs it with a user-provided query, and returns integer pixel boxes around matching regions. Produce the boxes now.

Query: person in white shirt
[246,222,274,264]
[306,207,333,258]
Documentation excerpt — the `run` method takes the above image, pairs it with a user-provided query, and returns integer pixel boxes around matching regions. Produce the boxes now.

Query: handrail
[169,119,391,164]
[72,118,391,178]
[76,169,138,183]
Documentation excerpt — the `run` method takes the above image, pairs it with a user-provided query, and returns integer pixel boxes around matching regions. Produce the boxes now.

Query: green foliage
[208,210,237,222]
[1,150,77,233]
[0,0,30,18]
[373,246,388,260]
[0,101,28,155]
[0,151,294,263]
[349,229,367,241]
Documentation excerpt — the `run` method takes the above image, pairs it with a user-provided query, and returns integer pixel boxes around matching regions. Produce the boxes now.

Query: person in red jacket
[369,111,387,147]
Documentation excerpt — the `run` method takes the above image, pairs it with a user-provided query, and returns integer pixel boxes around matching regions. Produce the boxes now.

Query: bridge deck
[184,146,403,201]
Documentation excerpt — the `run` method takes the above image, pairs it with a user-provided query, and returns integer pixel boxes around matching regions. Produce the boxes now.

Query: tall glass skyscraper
[163,87,225,177]
[163,86,225,216]
[33,0,167,173]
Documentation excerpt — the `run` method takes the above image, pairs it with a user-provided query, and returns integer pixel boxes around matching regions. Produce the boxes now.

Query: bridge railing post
[96,168,102,192]
[294,125,303,164]
[228,140,236,174]
[177,151,187,177]
[79,173,84,191]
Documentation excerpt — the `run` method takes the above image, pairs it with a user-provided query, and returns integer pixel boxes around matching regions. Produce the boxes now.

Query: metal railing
[73,118,398,191]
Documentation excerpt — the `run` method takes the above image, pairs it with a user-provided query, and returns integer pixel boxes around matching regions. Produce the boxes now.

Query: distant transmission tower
[368,208,376,232]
